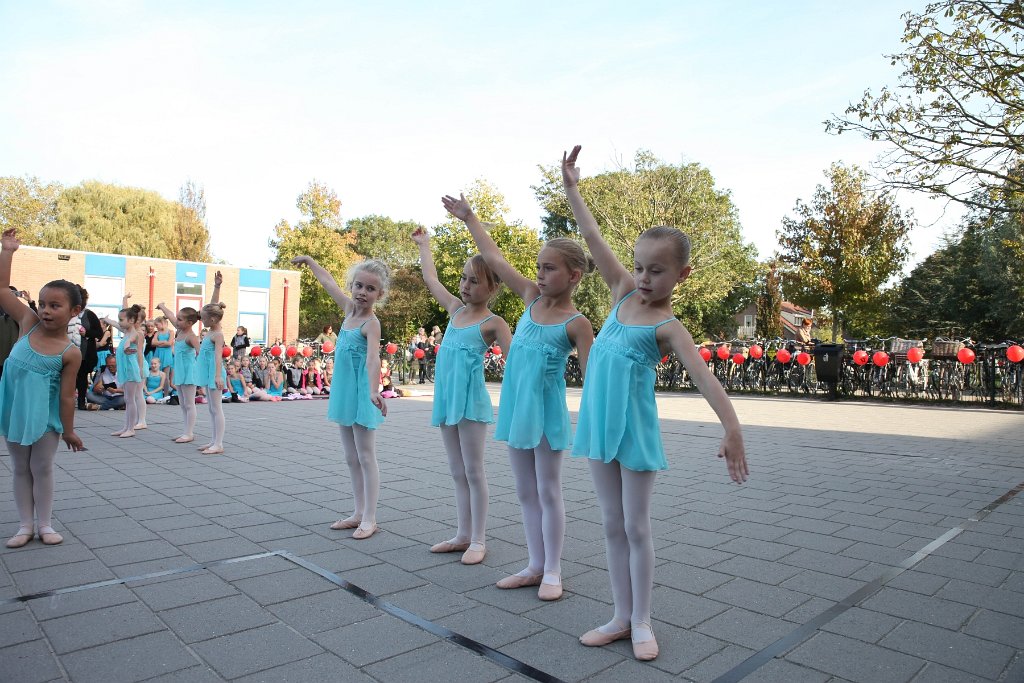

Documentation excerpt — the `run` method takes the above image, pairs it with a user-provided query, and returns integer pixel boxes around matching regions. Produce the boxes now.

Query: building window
[238,288,269,343]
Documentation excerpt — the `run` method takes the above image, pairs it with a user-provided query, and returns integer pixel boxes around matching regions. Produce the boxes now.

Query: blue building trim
[239,269,271,289]
[175,263,207,283]
[85,254,126,277]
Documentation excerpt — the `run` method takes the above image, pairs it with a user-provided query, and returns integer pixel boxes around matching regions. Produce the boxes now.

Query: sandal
[5,528,33,549]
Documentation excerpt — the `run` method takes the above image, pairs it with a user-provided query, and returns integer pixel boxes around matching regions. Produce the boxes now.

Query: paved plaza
[1,388,1022,683]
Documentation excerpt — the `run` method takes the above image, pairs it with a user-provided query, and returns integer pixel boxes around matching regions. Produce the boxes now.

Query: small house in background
[734,301,815,340]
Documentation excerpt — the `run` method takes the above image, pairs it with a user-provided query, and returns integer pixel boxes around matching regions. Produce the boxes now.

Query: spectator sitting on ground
[86,355,126,410]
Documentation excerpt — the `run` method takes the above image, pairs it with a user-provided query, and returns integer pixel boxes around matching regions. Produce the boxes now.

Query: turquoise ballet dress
[432,307,495,427]
[194,337,226,389]
[494,298,582,451]
[229,377,245,395]
[116,333,142,384]
[145,373,164,401]
[267,374,284,398]
[327,321,384,430]
[573,291,674,472]
[0,325,74,445]
[173,339,198,386]
[154,332,174,372]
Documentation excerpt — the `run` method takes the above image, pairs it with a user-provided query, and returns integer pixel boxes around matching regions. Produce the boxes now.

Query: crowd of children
[0,146,749,664]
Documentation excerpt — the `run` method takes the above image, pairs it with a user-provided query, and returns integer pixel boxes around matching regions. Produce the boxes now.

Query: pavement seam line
[710,479,1024,683]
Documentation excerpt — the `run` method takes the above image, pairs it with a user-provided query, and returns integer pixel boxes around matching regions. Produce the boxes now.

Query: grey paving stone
[179,536,267,563]
[92,539,185,567]
[268,589,380,635]
[131,572,238,611]
[879,621,1014,679]
[498,627,623,682]
[365,640,509,683]
[141,664,225,682]
[742,658,831,683]
[158,524,237,545]
[0,607,41,648]
[27,583,137,621]
[707,555,804,586]
[705,577,811,618]
[314,613,439,667]
[780,548,870,578]
[160,593,278,643]
[11,558,115,593]
[820,606,902,644]
[695,606,795,650]
[40,600,166,653]
[190,621,324,679]
[233,652,376,683]
[787,631,925,683]
[861,587,976,630]
[913,554,1011,587]
[780,569,863,601]
[907,662,992,683]
[682,643,755,683]
[61,631,200,683]
[1,542,96,573]
[0,638,64,683]
[961,608,1024,648]
[656,562,734,595]
[437,604,546,649]
[586,659,680,683]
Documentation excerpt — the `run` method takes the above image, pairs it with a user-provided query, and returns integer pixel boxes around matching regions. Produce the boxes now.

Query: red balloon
[699,347,712,362]
[492,345,501,356]
[749,344,763,359]
[716,346,730,360]
[286,345,298,358]
[321,341,335,354]
[221,346,231,358]
[270,345,282,357]
[414,348,425,359]
[957,347,975,364]
[434,344,440,355]
[873,351,889,367]
[853,349,868,365]
[250,346,262,357]
[776,349,792,364]
[302,346,313,357]
[732,352,746,364]
[797,351,811,366]
[1008,345,1024,363]
[385,342,397,355]
[906,346,924,363]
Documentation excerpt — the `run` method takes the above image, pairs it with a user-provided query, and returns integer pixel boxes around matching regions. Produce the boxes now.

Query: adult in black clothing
[76,287,104,410]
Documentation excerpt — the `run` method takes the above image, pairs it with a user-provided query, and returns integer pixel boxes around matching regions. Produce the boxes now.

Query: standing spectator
[230,326,250,360]
[315,325,338,346]
[75,287,103,410]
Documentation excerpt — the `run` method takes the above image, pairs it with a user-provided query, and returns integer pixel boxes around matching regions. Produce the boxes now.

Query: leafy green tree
[348,214,422,270]
[827,0,1023,213]
[432,180,542,331]
[173,180,213,262]
[269,181,359,338]
[777,163,914,341]
[756,261,784,339]
[534,150,758,338]
[0,176,61,239]
[376,266,436,347]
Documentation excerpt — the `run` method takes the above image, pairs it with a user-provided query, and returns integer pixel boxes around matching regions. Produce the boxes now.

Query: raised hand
[411,227,430,246]
[214,271,223,287]
[290,255,313,267]
[441,194,473,221]
[124,292,132,299]
[1,229,20,252]
[562,145,582,188]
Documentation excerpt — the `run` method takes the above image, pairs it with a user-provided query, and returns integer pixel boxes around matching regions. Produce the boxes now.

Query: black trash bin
[814,343,844,384]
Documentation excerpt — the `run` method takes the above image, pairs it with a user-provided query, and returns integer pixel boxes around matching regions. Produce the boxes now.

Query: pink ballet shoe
[118,430,136,438]
[6,528,33,549]
[200,447,224,455]
[330,517,361,530]
[173,435,194,443]
[538,574,563,601]
[631,623,659,661]
[496,573,543,589]
[460,545,486,565]
[38,527,63,545]
[430,540,470,553]
[352,523,378,540]
[580,624,631,647]
[133,423,147,430]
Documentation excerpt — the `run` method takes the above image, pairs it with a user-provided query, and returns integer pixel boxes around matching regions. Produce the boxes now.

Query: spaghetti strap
[564,313,584,324]
[653,317,676,329]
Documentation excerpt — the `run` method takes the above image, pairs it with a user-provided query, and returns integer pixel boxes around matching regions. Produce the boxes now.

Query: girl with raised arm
[102,297,145,438]
[443,193,594,601]
[292,255,389,540]
[157,301,201,443]
[412,227,512,565]
[0,229,86,548]
[561,146,748,660]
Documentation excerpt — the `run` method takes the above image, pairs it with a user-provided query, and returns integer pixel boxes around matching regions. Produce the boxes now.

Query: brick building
[10,246,300,344]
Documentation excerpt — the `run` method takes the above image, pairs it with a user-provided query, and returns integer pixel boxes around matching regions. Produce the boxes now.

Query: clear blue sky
[0,0,954,269]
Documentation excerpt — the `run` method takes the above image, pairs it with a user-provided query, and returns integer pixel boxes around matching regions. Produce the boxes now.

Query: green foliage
[348,214,422,270]
[534,150,758,337]
[432,179,542,330]
[0,176,61,239]
[269,181,359,339]
[172,181,212,262]
[827,0,1024,212]
[756,261,784,339]
[376,266,437,346]
[777,163,914,341]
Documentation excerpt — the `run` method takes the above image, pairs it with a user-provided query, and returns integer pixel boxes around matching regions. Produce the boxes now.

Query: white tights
[178,385,197,437]
[7,433,60,532]
[340,425,379,525]
[440,420,489,545]
[206,389,225,448]
[589,459,657,636]
[507,438,564,577]
[122,381,144,432]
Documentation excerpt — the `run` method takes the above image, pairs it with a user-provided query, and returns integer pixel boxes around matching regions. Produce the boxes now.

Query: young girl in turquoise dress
[561,146,748,661]
[152,316,175,376]
[444,194,595,601]
[0,229,86,548]
[412,227,512,565]
[265,358,285,401]
[291,255,389,540]
[144,357,167,403]
[103,302,146,438]
[226,361,252,402]
[194,302,227,455]
[157,302,200,443]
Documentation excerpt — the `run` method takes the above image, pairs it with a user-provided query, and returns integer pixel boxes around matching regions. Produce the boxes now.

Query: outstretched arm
[101,316,131,334]
[0,230,39,332]
[411,228,462,314]
[122,291,131,309]
[291,256,353,312]
[210,271,222,304]
[562,146,633,299]
[663,322,747,484]
[442,194,539,302]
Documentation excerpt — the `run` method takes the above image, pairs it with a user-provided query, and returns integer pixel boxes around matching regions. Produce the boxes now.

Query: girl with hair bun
[194,301,227,455]
[102,297,146,439]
